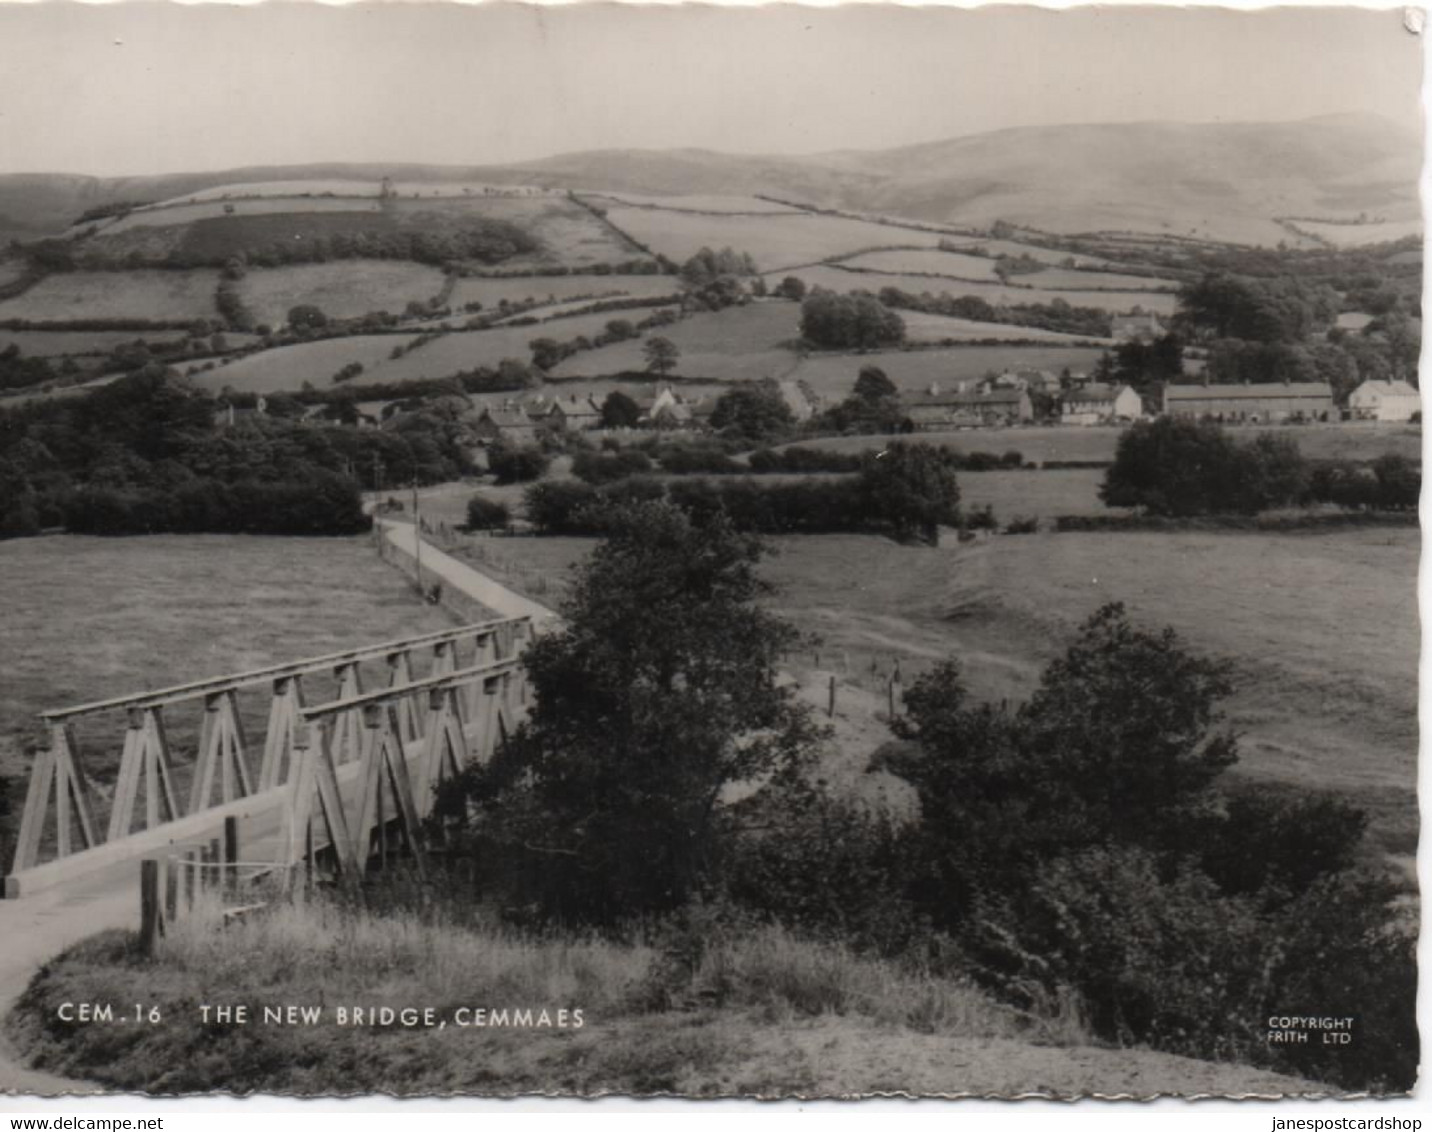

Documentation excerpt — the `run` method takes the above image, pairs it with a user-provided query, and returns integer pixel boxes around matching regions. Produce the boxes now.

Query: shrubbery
[464,494,510,531]
[1103,418,1420,516]
[487,444,550,485]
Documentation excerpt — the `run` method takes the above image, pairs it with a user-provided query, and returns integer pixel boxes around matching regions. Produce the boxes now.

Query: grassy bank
[7,890,1126,1097]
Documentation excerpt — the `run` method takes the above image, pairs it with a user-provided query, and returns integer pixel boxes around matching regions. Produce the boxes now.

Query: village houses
[1347,379,1420,422]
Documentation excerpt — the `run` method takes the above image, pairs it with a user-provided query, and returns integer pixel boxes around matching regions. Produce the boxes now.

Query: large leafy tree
[857,441,961,543]
[443,500,816,926]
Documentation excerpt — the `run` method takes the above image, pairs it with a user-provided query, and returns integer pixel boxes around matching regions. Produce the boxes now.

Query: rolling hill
[0,114,1418,248]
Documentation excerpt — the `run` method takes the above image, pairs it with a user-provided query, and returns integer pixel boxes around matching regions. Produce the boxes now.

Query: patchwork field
[1289,218,1422,247]
[897,311,1110,345]
[776,265,1180,315]
[175,181,557,204]
[0,533,458,866]
[550,301,800,383]
[600,207,946,272]
[100,197,385,234]
[786,346,1109,397]
[0,270,219,323]
[449,273,679,311]
[584,192,805,214]
[238,261,448,327]
[838,248,1005,281]
[0,329,191,356]
[781,422,1424,464]
[185,333,420,393]
[406,197,646,270]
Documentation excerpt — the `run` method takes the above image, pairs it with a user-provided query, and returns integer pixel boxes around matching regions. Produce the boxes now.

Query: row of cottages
[1162,381,1335,423]
[1347,379,1420,422]
[1060,383,1143,426]
[905,385,1033,429]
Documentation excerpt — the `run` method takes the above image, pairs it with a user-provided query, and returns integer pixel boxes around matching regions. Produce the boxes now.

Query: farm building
[1061,383,1142,425]
[544,395,603,431]
[905,386,1032,428]
[1348,380,1420,422]
[1162,381,1334,423]
[1112,312,1164,341]
[472,408,540,446]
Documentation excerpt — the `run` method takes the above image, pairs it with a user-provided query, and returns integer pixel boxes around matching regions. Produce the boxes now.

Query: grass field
[838,248,1001,279]
[787,346,1110,397]
[408,197,645,270]
[0,270,219,323]
[779,423,1424,464]
[550,301,801,383]
[601,207,947,272]
[449,273,679,311]
[238,261,447,326]
[774,264,1180,315]
[584,192,805,214]
[103,197,384,234]
[449,519,1417,868]
[1290,218,1422,247]
[897,311,1110,345]
[184,332,420,393]
[0,533,459,866]
[0,329,190,356]
[363,310,657,387]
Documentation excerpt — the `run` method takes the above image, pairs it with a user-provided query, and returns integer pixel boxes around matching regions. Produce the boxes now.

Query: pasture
[1290,218,1422,247]
[584,192,805,214]
[774,264,1180,315]
[550,301,801,383]
[599,207,947,272]
[399,197,646,270]
[101,197,384,234]
[238,261,447,326]
[781,422,1424,464]
[897,311,1110,345]
[184,333,420,393]
[174,181,556,203]
[786,345,1109,398]
[0,270,219,323]
[361,310,652,387]
[0,329,190,356]
[446,519,1417,863]
[449,273,679,311]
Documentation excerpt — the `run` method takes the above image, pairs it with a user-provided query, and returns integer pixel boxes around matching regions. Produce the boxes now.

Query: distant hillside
[0,114,1420,247]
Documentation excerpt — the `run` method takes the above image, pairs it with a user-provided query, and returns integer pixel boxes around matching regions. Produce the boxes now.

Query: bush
[465,494,510,531]
[1101,418,1310,516]
[571,449,653,485]
[1004,516,1038,535]
[487,445,550,485]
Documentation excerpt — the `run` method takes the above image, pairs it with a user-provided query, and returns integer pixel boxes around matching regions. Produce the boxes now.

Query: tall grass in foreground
[152,886,1066,1044]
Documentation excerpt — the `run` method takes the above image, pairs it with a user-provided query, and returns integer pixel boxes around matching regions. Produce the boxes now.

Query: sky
[0,3,1422,176]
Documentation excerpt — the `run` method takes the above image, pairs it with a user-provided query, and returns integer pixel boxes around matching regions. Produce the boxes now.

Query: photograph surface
[0,1,1422,1101]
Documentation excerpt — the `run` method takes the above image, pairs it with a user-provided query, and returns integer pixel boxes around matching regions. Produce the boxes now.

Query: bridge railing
[6,615,532,888]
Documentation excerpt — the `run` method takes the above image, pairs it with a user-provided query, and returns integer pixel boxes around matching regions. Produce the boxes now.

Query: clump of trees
[708,381,794,444]
[800,289,906,350]
[1101,418,1420,516]
[815,365,909,434]
[439,500,816,925]
[486,443,550,485]
[465,494,509,531]
[525,441,961,543]
[0,365,476,539]
[680,246,760,311]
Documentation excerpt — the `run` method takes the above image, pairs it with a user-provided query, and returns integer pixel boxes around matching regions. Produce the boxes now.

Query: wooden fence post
[140,859,162,956]
[828,675,836,717]
[224,816,239,899]
[208,838,221,891]
[164,854,179,923]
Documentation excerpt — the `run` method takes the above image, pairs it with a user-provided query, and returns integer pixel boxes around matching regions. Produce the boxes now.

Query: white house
[1060,383,1142,426]
[1348,380,1420,422]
